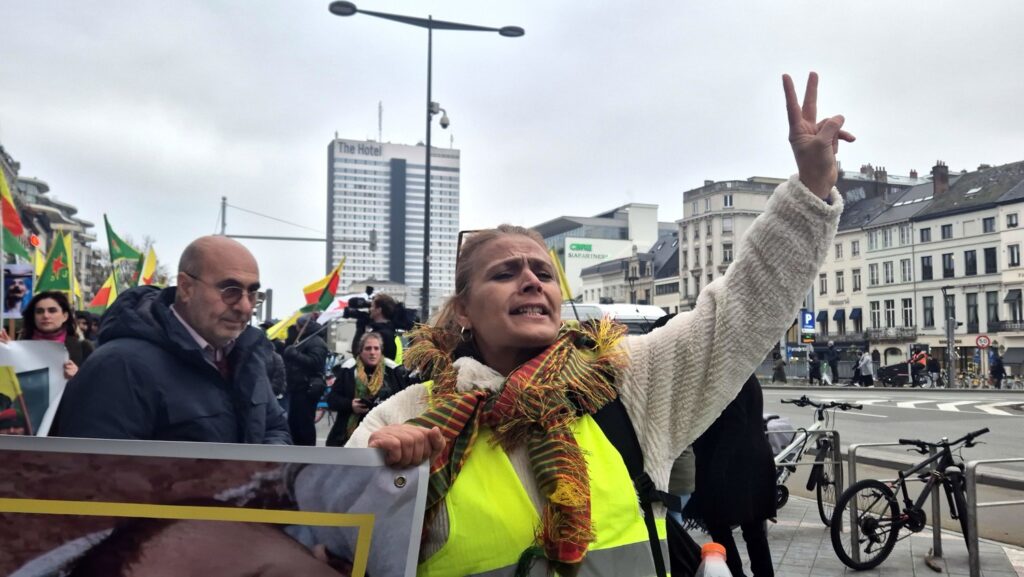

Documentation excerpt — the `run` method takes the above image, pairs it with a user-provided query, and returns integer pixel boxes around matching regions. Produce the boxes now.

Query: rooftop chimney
[910,169,918,179]
[932,161,949,196]
[704,180,714,186]
[875,166,888,183]
[860,163,874,177]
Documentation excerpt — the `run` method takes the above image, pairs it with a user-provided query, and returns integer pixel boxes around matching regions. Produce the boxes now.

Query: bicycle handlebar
[898,428,990,450]
[779,397,862,411]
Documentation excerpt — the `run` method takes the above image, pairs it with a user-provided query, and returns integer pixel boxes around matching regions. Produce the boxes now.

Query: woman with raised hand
[346,72,854,577]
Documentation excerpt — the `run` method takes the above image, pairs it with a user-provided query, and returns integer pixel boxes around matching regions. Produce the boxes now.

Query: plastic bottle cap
[702,542,727,557]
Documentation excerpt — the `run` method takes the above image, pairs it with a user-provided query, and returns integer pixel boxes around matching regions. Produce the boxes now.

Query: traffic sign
[976,335,991,349]
[800,309,815,332]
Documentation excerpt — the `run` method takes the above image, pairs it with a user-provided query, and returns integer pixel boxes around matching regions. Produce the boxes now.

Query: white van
[560,303,668,335]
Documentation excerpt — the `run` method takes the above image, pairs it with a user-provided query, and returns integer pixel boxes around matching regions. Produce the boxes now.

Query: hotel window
[835,271,845,293]
[920,227,931,243]
[941,224,953,239]
[882,228,893,248]
[722,243,733,263]
[706,220,712,236]
[705,198,711,212]
[964,250,977,276]
[900,258,912,283]
[884,299,896,328]
[723,194,733,208]
[1008,213,1019,228]
[867,231,878,251]
[899,224,911,245]
[983,217,996,233]
[691,201,698,216]
[722,216,733,233]
[870,301,881,329]
[1010,244,1021,267]
[883,261,894,284]
[819,273,827,295]
[921,255,933,280]
[987,291,1000,330]
[694,247,700,265]
[835,243,843,259]
[984,247,997,274]
[923,296,934,328]
[852,268,861,292]
[851,240,860,256]
[902,298,914,327]
[942,253,955,278]
[868,264,879,286]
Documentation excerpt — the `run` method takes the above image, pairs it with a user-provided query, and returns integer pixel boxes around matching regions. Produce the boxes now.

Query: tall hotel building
[326,137,460,313]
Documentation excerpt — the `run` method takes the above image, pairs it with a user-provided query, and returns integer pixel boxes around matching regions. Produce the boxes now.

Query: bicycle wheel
[815,458,842,527]
[830,479,901,570]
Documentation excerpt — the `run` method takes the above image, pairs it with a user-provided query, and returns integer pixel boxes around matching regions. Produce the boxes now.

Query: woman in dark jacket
[325,332,411,447]
[691,374,776,577]
[1,291,93,379]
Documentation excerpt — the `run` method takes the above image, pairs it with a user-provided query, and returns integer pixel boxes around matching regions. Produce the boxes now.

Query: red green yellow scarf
[404,319,627,576]
[347,360,384,438]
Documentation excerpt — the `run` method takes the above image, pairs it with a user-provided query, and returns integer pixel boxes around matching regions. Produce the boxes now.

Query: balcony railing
[990,320,1024,332]
[866,327,918,341]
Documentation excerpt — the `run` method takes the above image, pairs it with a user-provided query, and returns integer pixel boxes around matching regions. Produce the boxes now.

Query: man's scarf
[347,360,384,438]
[404,320,627,576]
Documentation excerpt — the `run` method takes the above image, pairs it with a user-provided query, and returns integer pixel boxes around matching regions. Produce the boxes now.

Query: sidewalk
[692,496,1024,577]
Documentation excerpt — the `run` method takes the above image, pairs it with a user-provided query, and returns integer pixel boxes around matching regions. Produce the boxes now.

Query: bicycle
[828,427,990,570]
[768,396,863,526]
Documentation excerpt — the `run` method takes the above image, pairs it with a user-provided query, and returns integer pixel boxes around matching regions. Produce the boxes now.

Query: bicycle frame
[893,444,962,527]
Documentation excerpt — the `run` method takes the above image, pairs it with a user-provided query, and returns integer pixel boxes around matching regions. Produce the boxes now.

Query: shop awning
[1002,348,1024,364]
[816,310,829,323]
[833,309,845,322]
[849,307,863,320]
[1004,289,1021,303]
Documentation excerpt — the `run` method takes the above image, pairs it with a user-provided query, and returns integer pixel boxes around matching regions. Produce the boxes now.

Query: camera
[439,113,450,129]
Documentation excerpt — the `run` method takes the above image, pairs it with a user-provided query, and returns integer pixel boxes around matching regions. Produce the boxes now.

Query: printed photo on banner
[0,341,67,436]
[2,264,33,320]
[0,437,427,577]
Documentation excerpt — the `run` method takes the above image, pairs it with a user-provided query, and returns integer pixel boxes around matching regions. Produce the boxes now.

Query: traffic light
[369,229,378,252]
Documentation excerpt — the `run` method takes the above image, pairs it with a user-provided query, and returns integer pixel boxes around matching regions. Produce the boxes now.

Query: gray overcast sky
[2,0,1023,316]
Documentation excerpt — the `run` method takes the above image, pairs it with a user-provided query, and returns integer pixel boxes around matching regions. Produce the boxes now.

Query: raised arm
[618,72,853,464]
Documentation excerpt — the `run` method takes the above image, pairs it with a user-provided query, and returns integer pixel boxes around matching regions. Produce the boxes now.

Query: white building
[326,137,459,315]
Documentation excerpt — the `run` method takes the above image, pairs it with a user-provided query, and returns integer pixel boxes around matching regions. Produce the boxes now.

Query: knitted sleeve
[617,176,843,480]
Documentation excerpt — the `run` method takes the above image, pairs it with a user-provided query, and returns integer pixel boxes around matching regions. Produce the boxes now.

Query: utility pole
[941,285,958,388]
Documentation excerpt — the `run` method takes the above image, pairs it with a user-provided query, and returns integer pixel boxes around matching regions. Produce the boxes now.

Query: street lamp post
[328,2,523,322]
[941,285,957,388]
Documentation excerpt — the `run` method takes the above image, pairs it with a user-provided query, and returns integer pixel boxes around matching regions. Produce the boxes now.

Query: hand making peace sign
[784,72,856,199]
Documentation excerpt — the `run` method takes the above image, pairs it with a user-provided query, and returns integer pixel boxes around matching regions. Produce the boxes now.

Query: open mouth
[510,305,550,317]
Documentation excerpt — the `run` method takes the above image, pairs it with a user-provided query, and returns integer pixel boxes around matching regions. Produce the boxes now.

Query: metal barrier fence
[756,359,873,383]
[965,458,1024,577]
[846,443,946,563]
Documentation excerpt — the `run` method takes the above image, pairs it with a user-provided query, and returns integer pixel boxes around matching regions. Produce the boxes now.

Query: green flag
[3,226,31,261]
[104,214,142,263]
[36,232,73,293]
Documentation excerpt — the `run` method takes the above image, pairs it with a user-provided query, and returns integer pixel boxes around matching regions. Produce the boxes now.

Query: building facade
[326,137,459,315]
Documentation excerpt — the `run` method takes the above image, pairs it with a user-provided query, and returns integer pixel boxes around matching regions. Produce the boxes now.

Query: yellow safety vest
[419,411,665,577]
[394,335,404,365]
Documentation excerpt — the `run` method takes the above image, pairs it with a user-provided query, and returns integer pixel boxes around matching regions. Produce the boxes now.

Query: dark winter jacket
[267,351,287,396]
[283,330,329,397]
[825,345,840,365]
[51,286,291,444]
[690,374,777,527]
[324,358,412,447]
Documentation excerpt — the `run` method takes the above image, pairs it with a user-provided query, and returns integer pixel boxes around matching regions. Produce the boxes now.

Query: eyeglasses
[455,229,482,270]
[184,273,266,306]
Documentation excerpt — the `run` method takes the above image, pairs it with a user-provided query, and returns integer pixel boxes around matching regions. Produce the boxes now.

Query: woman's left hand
[63,360,78,380]
[783,72,856,199]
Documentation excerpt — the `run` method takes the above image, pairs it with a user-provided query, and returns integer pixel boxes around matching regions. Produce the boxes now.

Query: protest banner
[0,341,67,436]
[2,263,33,321]
[0,437,427,577]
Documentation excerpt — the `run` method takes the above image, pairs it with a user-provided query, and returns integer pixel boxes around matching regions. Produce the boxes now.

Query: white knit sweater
[348,175,843,558]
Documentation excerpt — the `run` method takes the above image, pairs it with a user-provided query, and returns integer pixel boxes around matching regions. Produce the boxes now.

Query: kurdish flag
[138,247,158,286]
[36,232,73,293]
[104,214,142,263]
[548,248,574,301]
[301,258,344,313]
[1,170,31,261]
[88,272,119,314]
[266,311,302,341]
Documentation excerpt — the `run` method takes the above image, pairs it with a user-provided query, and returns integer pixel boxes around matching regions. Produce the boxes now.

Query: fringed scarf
[404,319,628,576]
[346,360,385,438]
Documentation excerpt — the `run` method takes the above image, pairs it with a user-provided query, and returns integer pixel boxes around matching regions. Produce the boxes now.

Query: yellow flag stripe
[548,248,574,301]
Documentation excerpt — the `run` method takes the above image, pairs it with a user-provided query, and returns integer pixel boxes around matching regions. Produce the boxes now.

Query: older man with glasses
[52,236,291,444]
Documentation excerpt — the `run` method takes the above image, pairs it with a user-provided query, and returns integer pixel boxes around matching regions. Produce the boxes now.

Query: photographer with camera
[324,332,412,447]
[283,314,330,446]
[344,291,407,362]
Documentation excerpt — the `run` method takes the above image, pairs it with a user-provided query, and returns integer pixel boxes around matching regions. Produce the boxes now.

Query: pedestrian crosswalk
[770,396,1024,416]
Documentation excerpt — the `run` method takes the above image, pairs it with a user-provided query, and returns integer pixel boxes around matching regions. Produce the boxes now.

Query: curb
[761,384,1024,394]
